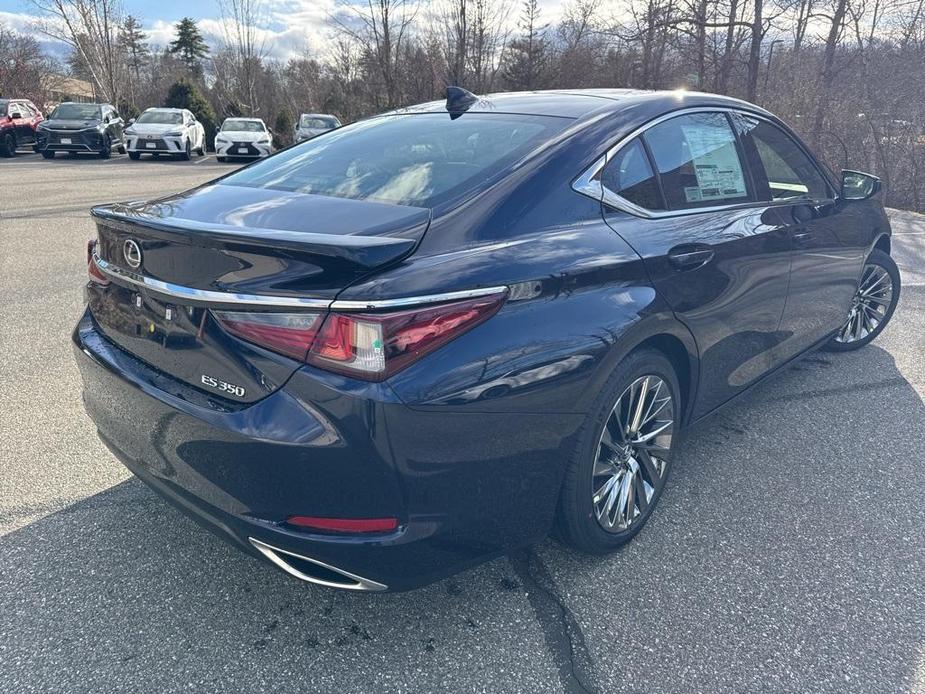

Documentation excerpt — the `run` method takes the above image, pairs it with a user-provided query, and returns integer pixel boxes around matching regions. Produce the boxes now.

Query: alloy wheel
[834,263,894,344]
[592,375,675,533]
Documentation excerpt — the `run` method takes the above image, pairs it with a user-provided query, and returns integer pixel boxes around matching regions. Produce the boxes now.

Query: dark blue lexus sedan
[73,88,900,591]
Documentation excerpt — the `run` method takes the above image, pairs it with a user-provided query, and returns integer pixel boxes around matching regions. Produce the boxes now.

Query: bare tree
[215,0,269,115]
[28,0,125,105]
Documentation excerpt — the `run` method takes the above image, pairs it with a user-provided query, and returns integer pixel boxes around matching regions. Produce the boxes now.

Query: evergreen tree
[502,0,551,90]
[165,78,217,148]
[273,110,293,149]
[168,18,209,76]
[118,15,149,81]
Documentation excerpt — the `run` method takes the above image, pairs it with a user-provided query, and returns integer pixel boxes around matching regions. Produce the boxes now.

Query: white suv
[215,117,273,161]
[125,108,205,160]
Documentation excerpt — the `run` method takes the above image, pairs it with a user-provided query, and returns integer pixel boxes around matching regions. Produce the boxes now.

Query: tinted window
[136,111,182,125]
[601,138,664,210]
[222,113,565,208]
[300,116,338,129]
[733,115,830,200]
[52,103,101,120]
[644,112,750,209]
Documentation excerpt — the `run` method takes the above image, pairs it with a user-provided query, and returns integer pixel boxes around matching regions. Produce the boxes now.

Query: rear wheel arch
[626,334,693,422]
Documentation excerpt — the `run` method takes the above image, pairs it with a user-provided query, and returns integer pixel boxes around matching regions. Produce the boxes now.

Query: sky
[0,0,568,63]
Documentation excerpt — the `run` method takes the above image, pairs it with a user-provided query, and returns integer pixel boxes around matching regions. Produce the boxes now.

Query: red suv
[1,98,44,157]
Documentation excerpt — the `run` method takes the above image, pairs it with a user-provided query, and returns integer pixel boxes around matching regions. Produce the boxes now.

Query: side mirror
[128,118,135,125]
[841,170,881,200]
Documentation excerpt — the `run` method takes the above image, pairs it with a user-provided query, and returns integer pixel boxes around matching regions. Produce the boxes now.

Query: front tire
[823,249,900,352]
[128,151,140,160]
[557,349,680,553]
[0,132,16,157]
[179,139,192,161]
[99,134,111,159]
[41,150,55,159]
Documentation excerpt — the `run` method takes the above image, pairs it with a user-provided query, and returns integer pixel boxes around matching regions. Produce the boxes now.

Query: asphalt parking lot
[1,150,923,694]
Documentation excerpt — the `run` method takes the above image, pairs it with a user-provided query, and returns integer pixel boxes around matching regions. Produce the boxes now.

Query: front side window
[643,112,751,209]
[222,113,566,208]
[601,138,664,210]
[732,115,830,201]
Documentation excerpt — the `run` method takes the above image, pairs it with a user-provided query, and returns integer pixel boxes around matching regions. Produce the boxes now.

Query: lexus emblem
[123,239,142,269]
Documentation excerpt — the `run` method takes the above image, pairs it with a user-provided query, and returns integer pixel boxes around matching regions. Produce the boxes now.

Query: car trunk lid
[87,184,429,403]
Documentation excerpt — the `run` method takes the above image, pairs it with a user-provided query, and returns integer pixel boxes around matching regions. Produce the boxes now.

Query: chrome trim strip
[93,254,331,308]
[330,286,508,311]
[94,253,507,311]
[571,105,836,219]
[249,537,388,591]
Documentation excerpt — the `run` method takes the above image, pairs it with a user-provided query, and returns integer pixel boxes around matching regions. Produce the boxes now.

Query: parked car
[294,113,340,142]
[74,88,899,592]
[0,98,43,157]
[215,117,273,161]
[36,102,126,158]
[124,108,205,160]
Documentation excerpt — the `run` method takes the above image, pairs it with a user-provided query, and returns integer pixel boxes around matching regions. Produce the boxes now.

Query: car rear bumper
[73,307,580,590]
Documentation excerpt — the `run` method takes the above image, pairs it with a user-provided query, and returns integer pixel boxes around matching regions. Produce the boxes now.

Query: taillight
[87,239,109,286]
[213,311,324,361]
[212,292,506,379]
[306,294,506,380]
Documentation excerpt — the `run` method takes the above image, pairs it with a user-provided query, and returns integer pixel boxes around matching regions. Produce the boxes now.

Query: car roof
[390,88,775,121]
[224,117,264,122]
[144,107,183,112]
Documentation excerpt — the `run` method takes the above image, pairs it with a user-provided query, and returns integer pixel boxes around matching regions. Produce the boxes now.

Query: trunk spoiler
[91,204,424,270]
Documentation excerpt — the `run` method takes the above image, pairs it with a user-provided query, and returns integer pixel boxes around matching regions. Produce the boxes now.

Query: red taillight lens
[286,515,399,534]
[212,292,506,379]
[213,311,325,361]
[87,239,110,286]
[307,293,506,380]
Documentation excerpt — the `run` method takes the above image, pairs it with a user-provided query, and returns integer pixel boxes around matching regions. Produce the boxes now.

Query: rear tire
[217,156,227,163]
[822,249,900,352]
[0,132,16,157]
[128,151,140,160]
[118,143,126,154]
[557,349,680,553]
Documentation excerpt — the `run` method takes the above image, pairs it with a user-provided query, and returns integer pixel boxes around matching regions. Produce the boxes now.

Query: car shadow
[2,339,923,692]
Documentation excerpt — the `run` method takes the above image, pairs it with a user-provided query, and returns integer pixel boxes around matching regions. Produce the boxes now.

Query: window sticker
[680,124,747,202]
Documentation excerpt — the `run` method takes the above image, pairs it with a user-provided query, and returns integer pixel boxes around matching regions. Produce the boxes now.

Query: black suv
[36,102,126,158]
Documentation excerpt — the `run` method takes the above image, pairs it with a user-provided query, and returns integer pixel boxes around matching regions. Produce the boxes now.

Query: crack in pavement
[509,548,598,694]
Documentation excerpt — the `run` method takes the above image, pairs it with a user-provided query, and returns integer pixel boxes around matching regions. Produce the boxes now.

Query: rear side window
[222,113,567,208]
[732,115,830,201]
[601,138,664,210]
[643,112,751,210]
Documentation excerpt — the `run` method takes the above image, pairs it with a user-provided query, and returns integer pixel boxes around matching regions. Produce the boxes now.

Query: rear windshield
[300,116,338,129]
[51,103,101,120]
[222,113,566,208]
[222,119,265,132]
[137,111,182,124]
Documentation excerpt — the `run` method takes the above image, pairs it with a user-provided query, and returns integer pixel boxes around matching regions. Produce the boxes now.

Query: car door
[106,107,124,143]
[598,110,793,418]
[9,102,29,143]
[730,113,869,359]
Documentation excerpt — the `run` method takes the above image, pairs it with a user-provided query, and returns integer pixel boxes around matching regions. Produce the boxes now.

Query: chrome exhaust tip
[249,537,388,592]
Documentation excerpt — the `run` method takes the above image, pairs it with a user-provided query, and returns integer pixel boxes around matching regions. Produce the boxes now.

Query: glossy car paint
[35,103,125,156]
[73,89,891,590]
[0,99,43,154]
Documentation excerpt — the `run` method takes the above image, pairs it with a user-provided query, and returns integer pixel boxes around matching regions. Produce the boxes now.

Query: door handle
[793,231,813,247]
[667,246,714,271]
